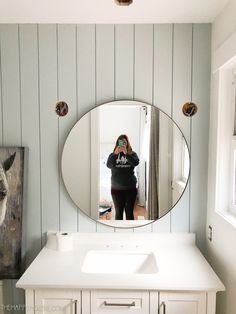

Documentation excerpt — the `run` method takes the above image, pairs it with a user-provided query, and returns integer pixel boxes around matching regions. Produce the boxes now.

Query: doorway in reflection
[98,105,149,221]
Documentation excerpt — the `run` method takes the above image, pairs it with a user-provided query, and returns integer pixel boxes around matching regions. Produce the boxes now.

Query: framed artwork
[0,147,25,279]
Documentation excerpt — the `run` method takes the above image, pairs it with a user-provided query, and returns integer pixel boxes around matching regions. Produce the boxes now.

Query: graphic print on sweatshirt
[116,154,130,168]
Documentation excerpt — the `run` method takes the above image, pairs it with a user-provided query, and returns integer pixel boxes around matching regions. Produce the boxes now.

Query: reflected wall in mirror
[61,101,190,228]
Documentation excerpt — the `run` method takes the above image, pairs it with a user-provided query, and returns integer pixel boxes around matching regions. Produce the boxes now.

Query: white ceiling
[0,0,230,23]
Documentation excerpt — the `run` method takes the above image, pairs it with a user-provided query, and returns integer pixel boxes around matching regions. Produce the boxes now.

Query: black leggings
[111,188,137,220]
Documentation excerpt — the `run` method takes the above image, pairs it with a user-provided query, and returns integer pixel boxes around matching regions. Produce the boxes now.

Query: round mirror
[61,100,190,228]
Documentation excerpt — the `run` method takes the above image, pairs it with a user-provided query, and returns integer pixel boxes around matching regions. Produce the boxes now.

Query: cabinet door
[91,290,149,314]
[35,289,81,314]
[159,292,206,314]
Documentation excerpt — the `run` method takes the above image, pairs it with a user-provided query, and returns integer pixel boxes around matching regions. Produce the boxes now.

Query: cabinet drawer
[91,290,149,314]
[159,292,207,314]
[35,289,81,314]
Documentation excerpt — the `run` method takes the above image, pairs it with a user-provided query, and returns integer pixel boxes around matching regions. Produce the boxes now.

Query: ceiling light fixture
[115,0,133,6]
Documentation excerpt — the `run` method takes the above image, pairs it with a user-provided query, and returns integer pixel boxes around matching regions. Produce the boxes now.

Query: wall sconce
[115,0,133,5]
[182,102,198,117]
[55,101,69,117]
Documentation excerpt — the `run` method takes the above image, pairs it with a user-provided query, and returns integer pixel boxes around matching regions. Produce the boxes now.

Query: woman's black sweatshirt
[106,152,139,190]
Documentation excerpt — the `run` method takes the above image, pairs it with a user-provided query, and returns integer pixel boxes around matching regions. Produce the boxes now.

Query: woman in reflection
[106,134,139,220]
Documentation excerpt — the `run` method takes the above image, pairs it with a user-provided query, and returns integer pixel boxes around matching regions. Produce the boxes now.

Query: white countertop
[16,233,225,292]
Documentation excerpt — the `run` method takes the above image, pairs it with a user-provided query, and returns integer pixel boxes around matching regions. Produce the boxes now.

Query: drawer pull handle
[104,301,135,307]
[161,302,166,314]
[74,300,78,314]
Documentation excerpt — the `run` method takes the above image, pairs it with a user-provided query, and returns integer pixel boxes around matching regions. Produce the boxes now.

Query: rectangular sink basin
[81,250,158,274]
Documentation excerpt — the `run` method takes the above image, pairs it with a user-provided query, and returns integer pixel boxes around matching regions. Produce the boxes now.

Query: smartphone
[118,139,125,147]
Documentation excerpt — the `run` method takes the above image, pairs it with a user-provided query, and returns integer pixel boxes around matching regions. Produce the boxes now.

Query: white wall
[0,24,211,312]
[99,106,141,152]
[212,0,236,51]
[207,1,236,314]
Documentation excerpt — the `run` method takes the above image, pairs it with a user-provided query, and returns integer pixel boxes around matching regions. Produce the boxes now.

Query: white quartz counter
[16,233,225,292]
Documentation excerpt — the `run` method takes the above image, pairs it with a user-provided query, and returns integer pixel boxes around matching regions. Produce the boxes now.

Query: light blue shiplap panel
[96,24,115,106]
[0,24,22,314]
[57,24,78,232]
[0,25,21,146]
[115,227,134,233]
[134,24,153,105]
[19,24,42,265]
[171,24,192,232]
[78,211,97,233]
[152,24,173,233]
[96,24,115,232]
[190,24,211,252]
[77,25,97,232]
[38,25,60,241]
[172,24,192,144]
[153,24,173,115]
[0,23,212,309]
[77,24,96,118]
[115,24,134,100]
[134,24,153,233]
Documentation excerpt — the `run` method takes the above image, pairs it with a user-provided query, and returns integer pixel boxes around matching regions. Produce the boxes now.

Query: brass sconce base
[115,0,133,5]
[182,102,198,117]
[55,101,69,117]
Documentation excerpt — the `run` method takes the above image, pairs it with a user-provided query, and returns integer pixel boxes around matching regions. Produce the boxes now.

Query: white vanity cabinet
[16,233,224,314]
[25,289,216,314]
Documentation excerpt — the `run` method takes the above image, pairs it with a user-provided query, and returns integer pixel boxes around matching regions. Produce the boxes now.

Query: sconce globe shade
[115,0,133,5]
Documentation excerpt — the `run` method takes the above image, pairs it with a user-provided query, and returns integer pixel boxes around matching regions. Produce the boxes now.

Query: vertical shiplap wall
[0,23,211,310]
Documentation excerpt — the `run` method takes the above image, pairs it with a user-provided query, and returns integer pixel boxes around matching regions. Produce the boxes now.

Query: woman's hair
[113,134,133,154]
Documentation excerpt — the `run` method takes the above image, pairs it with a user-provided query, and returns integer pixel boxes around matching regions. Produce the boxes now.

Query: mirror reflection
[61,101,190,228]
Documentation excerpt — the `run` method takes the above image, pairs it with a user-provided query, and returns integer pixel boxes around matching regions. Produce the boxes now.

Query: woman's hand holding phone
[121,146,127,154]
[114,145,127,155]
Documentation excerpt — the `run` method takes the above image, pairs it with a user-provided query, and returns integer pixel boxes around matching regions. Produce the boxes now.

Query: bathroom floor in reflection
[99,204,148,221]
